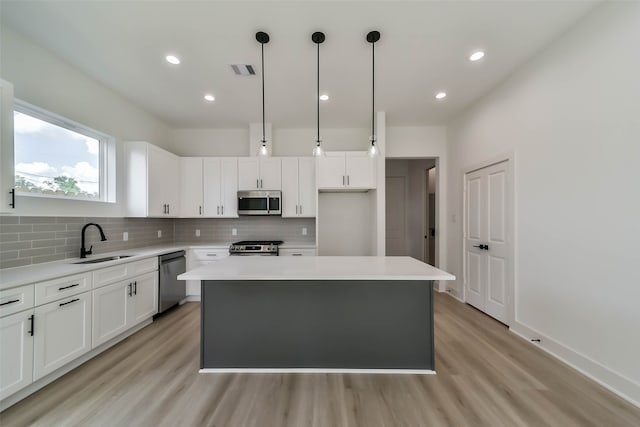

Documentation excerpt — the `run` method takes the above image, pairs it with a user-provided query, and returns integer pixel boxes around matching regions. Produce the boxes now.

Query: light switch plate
[302,227,307,236]
[232,228,237,236]
[157,230,162,238]
[195,229,201,237]
[123,232,128,241]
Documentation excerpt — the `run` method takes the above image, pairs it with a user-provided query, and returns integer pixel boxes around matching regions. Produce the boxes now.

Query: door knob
[473,244,489,250]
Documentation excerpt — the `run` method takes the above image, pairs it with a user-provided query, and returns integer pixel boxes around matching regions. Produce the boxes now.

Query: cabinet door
[147,144,169,216]
[180,157,203,217]
[220,158,238,217]
[131,272,158,325]
[0,79,15,214]
[164,152,180,217]
[203,158,222,217]
[92,281,130,348]
[0,309,33,400]
[281,157,299,217]
[259,157,282,190]
[33,292,92,381]
[238,158,260,191]
[317,152,346,189]
[297,157,316,217]
[345,152,375,189]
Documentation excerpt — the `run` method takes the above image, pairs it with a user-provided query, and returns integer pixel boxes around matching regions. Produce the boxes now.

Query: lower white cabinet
[186,248,229,296]
[92,271,158,348]
[0,309,34,400]
[33,292,92,381]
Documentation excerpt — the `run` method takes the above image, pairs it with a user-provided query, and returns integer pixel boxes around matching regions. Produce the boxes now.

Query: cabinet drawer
[93,257,158,289]
[0,285,35,318]
[35,273,92,306]
[279,248,317,256]
[191,249,229,261]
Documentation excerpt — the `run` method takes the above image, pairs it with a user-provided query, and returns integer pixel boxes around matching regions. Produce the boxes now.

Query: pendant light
[312,31,325,157]
[367,30,380,157]
[256,31,270,156]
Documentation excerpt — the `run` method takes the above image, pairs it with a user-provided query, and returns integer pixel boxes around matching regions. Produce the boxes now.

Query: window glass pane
[14,111,100,199]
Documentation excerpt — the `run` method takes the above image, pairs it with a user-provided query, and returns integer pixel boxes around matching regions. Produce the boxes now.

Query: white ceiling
[1,0,599,129]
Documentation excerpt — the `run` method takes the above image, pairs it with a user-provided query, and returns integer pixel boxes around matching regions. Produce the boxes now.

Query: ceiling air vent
[231,64,256,76]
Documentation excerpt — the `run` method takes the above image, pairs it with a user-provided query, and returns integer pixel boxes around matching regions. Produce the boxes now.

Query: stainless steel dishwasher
[158,251,186,314]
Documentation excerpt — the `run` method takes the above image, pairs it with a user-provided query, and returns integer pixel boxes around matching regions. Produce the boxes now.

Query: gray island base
[201,279,435,372]
[177,256,456,374]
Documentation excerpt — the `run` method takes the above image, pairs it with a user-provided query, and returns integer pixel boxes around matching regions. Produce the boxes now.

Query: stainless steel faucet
[80,223,107,258]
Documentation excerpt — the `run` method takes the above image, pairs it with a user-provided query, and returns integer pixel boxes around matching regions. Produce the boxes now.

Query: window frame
[13,100,116,203]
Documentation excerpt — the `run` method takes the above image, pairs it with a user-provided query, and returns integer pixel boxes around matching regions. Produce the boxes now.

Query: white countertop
[0,244,188,290]
[178,256,455,281]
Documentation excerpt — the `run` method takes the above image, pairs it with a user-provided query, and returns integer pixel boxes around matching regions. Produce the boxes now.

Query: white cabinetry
[0,309,33,400]
[126,141,180,217]
[238,157,281,190]
[130,272,158,324]
[92,281,130,347]
[179,157,239,218]
[317,151,376,191]
[204,158,238,217]
[179,157,204,217]
[281,157,316,217]
[279,248,317,256]
[186,248,229,297]
[33,292,91,381]
[0,79,15,213]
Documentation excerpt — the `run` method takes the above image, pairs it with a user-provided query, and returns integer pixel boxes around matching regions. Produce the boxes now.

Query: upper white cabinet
[281,157,316,217]
[203,158,238,217]
[238,157,281,190]
[317,151,376,191]
[179,157,204,217]
[126,141,180,217]
[0,79,15,214]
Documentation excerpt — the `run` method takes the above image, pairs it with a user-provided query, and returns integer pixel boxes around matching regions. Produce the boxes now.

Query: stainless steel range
[229,240,283,256]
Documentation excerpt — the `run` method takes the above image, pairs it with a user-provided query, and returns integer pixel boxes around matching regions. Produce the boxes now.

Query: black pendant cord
[317,41,320,143]
[261,42,266,144]
[372,41,375,143]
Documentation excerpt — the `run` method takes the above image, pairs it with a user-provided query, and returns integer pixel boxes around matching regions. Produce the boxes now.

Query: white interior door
[385,176,407,256]
[464,160,510,324]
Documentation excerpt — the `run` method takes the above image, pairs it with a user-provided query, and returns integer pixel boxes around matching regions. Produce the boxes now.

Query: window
[14,101,115,202]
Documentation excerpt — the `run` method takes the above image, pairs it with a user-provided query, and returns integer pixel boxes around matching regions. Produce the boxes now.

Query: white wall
[1,28,172,217]
[170,128,249,156]
[446,1,640,404]
[318,192,374,256]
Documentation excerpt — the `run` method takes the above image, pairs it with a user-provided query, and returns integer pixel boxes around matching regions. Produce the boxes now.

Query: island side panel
[201,280,434,370]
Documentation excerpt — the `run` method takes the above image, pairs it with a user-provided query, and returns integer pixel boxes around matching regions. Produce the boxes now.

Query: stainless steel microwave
[237,190,282,216]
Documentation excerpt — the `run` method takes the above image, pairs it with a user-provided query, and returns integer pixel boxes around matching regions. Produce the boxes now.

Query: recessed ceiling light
[204,94,215,102]
[469,51,485,62]
[165,55,180,65]
[435,92,447,100]
[319,94,329,101]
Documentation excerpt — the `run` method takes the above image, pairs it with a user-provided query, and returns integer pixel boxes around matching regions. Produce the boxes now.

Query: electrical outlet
[302,227,307,236]
[157,230,162,238]
[195,229,201,237]
[232,228,237,236]
[123,232,128,241]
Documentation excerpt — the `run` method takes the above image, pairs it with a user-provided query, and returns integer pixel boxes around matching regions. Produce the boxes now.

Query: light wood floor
[2,293,639,427]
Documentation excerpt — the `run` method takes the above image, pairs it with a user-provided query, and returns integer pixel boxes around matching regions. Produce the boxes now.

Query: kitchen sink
[73,255,133,264]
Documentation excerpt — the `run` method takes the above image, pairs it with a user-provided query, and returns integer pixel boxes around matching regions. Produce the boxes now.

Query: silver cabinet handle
[347,176,350,185]
[206,253,218,257]
[295,205,298,214]
[260,179,263,188]
[256,179,259,189]
[168,204,170,215]
[217,206,220,215]
[342,176,345,185]
[292,253,303,256]
[299,205,302,215]
[221,205,224,215]
[199,206,202,215]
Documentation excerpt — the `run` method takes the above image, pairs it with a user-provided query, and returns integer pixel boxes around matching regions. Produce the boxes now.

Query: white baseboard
[510,321,640,408]
[441,288,465,303]
[199,368,436,375]
[182,295,201,302]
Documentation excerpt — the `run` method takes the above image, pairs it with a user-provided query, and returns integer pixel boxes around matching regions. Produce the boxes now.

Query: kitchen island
[178,256,455,373]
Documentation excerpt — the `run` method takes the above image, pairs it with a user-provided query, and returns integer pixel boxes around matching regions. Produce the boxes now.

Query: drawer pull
[59,298,80,307]
[0,299,20,306]
[28,315,34,336]
[206,253,218,257]
[292,253,303,256]
[58,283,80,291]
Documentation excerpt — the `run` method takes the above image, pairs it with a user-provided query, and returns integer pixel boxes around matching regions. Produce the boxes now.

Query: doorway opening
[385,158,438,268]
